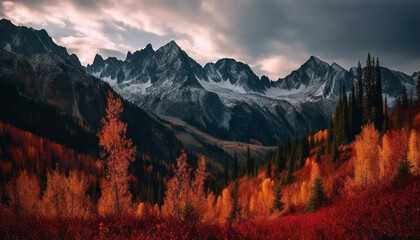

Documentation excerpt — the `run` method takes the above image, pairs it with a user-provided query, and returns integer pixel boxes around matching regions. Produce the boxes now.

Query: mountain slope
[0,49,182,165]
[273,56,354,101]
[0,18,82,69]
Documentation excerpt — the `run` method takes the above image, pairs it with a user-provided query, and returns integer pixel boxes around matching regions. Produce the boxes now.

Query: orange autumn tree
[97,91,137,215]
[408,129,420,174]
[162,152,210,221]
[379,129,409,184]
[162,151,191,219]
[6,170,40,216]
[191,155,209,219]
[354,124,380,188]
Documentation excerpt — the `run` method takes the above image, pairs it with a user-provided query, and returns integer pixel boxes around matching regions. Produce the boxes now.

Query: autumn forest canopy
[1,47,420,239]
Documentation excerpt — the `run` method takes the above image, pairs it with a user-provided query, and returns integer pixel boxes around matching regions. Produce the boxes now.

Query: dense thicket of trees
[332,54,384,147]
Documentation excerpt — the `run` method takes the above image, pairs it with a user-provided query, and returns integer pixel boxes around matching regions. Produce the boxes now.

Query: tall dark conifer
[356,61,364,132]
[401,85,409,109]
[417,72,420,102]
[349,84,357,140]
[305,178,327,212]
[223,158,229,186]
[363,53,374,124]
[333,85,349,147]
[272,182,284,212]
[373,58,383,130]
[232,152,238,180]
[326,118,334,154]
[382,97,389,133]
[245,147,253,177]
[266,159,272,179]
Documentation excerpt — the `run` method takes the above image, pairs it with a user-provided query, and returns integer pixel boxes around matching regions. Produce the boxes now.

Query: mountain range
[86,41,417,145]
[1,18,418,150]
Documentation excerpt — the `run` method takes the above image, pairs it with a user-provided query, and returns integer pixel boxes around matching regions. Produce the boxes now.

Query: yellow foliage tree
[408,129,420,174]
[379,130,409,184]
[41,170,67,217]
[162,151,191,219]
[162,152,210,221]
[354,124,380,188]
[6,170,40,215]
[219,188,233,223]
[300,180,309,204]
[65,170,90,217]
[97,91,137,215]
[41,170,90,217]
[191,155,209,220]
[202,192,217,222]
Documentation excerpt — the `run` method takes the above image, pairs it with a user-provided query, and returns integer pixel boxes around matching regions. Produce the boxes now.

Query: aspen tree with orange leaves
[97,91,137,215]
[6,170,40,216]
[354,124,380,188]
[191,155,209,220]
[162,152,210,220]
[379,130,409,184]
[162,151,191,219]
[408,129,420,174]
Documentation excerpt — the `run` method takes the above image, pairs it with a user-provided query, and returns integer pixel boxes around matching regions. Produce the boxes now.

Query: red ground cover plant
[1,177,419,239]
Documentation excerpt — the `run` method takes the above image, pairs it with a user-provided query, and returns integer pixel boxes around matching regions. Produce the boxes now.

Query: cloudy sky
[1,0,419,79]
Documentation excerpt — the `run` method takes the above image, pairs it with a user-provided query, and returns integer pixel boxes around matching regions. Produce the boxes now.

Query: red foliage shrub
[1,178,419,239]
[233,177,420,239]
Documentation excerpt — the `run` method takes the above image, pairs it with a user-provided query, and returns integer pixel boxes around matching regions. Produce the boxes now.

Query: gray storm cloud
[1,0,419,78]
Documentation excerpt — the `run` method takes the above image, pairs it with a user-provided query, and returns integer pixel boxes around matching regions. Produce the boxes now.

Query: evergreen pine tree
[309,135,315,149]
[245,147,254,177]
[272,182,284,212]
[363,53,374,124]
[157,176,164,206]
[393,97,402,129]
[326,118,334,154]
[410,89,414,105]
[329,143,339,164]
[333,85,349,147]
[232,152,238,180]
[401,85,409,109]
[228,181,241,223]
[396,158,413,181]
[266,159,272,179]
[305,177,327,213]
[356,61,364,133]
[382,98,389,133]
[280,169,292,185]
[349,84,357,140]
[315,146,322,163]
[294,136,310,171]
[417,72,420,102]
[223,158,229,186]
[374,58,384,130]
[274,146,284,178]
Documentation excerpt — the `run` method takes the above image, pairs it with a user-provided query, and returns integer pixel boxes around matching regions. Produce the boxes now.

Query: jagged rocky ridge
[87,42,417,145]
[0,19,82,69]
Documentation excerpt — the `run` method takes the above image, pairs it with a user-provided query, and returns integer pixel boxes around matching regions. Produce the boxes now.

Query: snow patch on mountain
[3,43,11,52]
[198,77,247,94]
